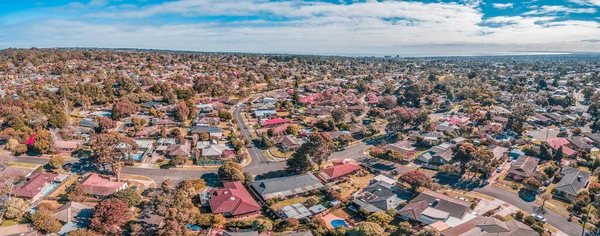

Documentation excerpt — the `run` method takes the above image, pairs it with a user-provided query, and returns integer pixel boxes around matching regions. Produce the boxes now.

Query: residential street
[474,185,585,236]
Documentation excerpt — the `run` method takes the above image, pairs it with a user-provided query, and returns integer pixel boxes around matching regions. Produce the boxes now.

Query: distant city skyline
[1,0,600,56]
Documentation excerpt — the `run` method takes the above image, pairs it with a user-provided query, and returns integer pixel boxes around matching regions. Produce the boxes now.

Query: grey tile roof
[556,166,590,196]
[251,173,323,199]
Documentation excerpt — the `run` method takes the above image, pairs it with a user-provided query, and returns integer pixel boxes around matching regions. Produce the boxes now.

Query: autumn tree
[175,100,190,122]
[67,229,96,236]
[331,106,348,123]
[386,107,417,133]
[95,116,115,133]
[88,132,138,181]
[399,170,432,191]
[31,210,62,234]
[540,192,552,211]
[90,198,131,235]
[111,98,137,120]
[3,197,30,219]
[32,129,54,155]
[67,184,88,202]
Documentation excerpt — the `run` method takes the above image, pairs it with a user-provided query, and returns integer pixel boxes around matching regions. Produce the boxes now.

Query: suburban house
[567,136,594,153]
[190,126,223,139]
[53,202,94,235]
[318,162,362,182]
[13,172,58,203]
[166,140,192,158]
[351,181,412,214]
[54,140,83,154]
[197,140,233,159]
[441,216,537,236]
[207,181,261,218]
[507,155,540,181]
[543,138,579,158]
[385,140,416,158]
[259,118,291,127]
[554,166,590,201]
[80,173,128,197]
[398,190,472,227]
[275,135,305,151]
[415,143,454,166]
[251,173,324,200]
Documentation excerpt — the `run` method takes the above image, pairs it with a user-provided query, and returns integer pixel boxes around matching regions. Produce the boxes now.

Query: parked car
[531,214,546,222]
[496,167,503,173]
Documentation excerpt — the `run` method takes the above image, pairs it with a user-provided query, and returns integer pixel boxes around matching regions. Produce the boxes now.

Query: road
[232,106,285,175]
[475,185,584,236]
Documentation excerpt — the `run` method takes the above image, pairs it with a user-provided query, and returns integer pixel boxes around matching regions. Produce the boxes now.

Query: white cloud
[524,5,597,15]
[568,0,600,6]
[1,0,600,56]
[492,3,513,9]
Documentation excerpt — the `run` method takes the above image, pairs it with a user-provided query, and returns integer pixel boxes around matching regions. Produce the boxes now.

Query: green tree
[345,222,384,236]
[48,155,65,169]
[553,146,564,162]
[252,219,273,233]
[218,162,245,182]
[540,145,552,160]
[67,229,96,236]
[109,188,141,207]
[417,227,440,236]
[218,109,232,121]
[170,155,187,168]
[366,212,393,228]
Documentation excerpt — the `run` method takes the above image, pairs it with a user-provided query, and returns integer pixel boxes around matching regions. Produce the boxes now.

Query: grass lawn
[271,196,316,211]
[48,174,81,198]
[335,173,374,200]
[8,162,39,169]
[0,220,18,227]
[269,148,293,158]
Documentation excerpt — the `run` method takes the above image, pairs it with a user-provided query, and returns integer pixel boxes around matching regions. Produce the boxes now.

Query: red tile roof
[80,173,126,196]
[320,163,361,180]
[209,182,260,216]
[260,118,291,126]
[544,138,578,156]
[14,172,57,198]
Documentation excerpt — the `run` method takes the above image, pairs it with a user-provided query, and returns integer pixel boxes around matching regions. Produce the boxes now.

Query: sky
[0,0,600,56]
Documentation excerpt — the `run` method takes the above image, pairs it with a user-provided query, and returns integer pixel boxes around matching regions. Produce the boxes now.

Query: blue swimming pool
[41,183,59,196]
[127,154,143,161]
[331,219,349,228]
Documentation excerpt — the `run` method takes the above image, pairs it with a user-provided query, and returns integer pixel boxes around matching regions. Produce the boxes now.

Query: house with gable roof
[207,181,261,218]
[554,166,590,202]
[507,155,539,181]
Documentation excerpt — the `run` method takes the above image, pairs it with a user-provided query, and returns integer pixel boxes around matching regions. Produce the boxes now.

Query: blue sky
[0,0,599,56]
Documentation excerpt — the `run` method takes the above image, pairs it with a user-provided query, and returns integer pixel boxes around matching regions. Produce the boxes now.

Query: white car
[530,214,547,222]
[496,167,503,173]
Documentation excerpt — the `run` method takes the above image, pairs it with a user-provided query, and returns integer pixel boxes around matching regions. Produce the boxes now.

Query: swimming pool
[41,183,59,196]
[127,154,143,161]
[331,219,349,228]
